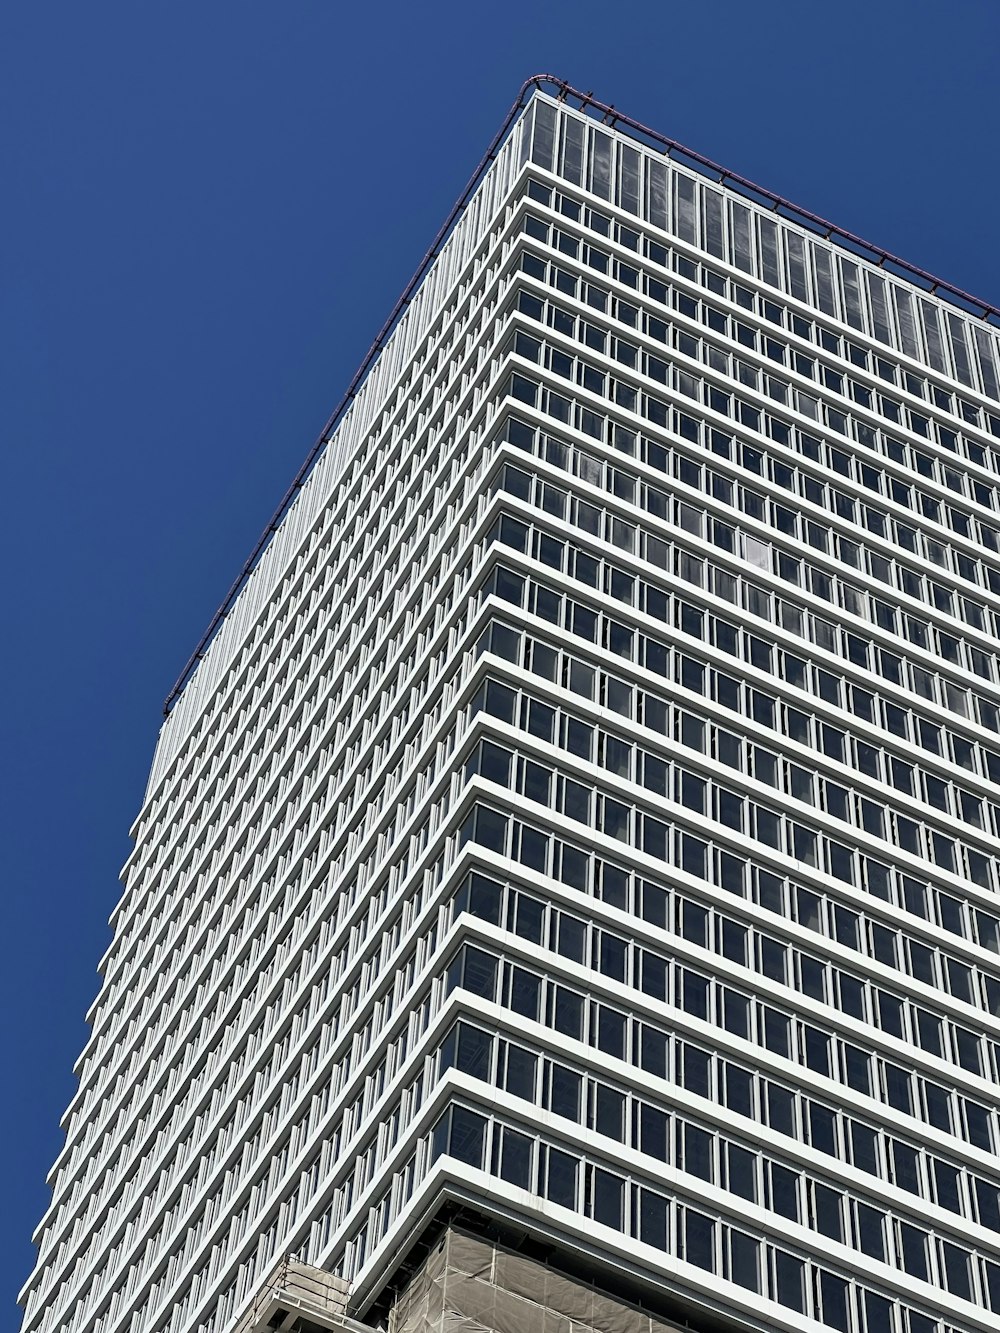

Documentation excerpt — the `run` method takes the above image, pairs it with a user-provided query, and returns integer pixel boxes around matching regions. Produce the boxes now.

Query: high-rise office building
[20,77,1000,1333]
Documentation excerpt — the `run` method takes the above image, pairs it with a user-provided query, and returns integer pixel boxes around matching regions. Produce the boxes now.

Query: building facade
[19,79,1000,1333]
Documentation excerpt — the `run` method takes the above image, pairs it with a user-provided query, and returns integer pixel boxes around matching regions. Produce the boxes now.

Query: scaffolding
[230,1256,376,1333]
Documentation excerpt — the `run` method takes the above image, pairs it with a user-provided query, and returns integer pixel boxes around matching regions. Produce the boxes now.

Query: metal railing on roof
[534,77,1000,325]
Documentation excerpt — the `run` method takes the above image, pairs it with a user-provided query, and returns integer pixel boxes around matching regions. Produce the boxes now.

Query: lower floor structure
[238,1206,776,1333]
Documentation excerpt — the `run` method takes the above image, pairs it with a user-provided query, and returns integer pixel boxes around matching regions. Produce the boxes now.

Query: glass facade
[19,88,1000,1333]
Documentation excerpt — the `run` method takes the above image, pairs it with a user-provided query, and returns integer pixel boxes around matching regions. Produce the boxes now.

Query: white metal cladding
[19,149,537,1333]
[145,110,528,799]
[20,90,1000,1333]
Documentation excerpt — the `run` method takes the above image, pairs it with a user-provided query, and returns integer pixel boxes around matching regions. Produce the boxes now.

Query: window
[683,1210,715,1272]
[773,1251,805,1312]
[544,1146,578,1209]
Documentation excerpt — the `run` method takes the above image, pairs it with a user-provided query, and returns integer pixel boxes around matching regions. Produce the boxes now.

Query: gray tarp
[389,1227,688,1333]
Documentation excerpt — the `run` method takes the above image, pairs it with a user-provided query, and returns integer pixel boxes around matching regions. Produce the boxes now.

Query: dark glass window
[549,1064,582,1120]
[591,1167,623,1227]
[884,1064,912,1114]
[725,1141,757,1205]
[725,1064,753,1117]
[509,965,540,1019]
[773,1251,805,1312]
[851,1122,879,1176]
[553,987,582,1039]
[454,1024,492,1078]
[728,1231,760,1292]
[855,1202,885,1260]
[640,1025,667,1078]
[808,1101,836,1153]
[819,1272,849,1332]
[812,1184,842,1241]
[596,1006,625,1058]
[899,1223,928,1281]
[684,1210,715,1271]
[639,1103,668,1160]
[498,1127,532,1188]
[766,1083,795,1137]
[933,1159,962,1213]
[448,1106,487,1167]
[941,1241,972,1301]
[503,1044,536,1100]
[682,1045,711,1098]
[891,1140,919,1193]
[682,1122,713,1181]
[544,1147,578,1208]
[863,1292,893,1333]
[638,1190,668,1249]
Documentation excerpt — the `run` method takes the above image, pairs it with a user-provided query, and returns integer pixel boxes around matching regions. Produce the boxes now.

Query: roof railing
[535,77,1000,324]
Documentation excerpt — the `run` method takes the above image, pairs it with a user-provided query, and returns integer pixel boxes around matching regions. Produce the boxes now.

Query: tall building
[20,76,1000,1333]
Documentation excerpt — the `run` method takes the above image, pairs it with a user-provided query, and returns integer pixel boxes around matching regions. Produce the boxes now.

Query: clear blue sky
[3,0,999,1321]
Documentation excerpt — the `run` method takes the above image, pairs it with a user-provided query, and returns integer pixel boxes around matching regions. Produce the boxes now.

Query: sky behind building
[3,0,1000,1322]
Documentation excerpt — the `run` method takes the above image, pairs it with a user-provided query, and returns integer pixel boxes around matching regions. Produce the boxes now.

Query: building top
[155,74,1000,770]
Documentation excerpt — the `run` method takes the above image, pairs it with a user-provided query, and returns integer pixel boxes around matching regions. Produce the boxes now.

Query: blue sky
[3,0,999,1320]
